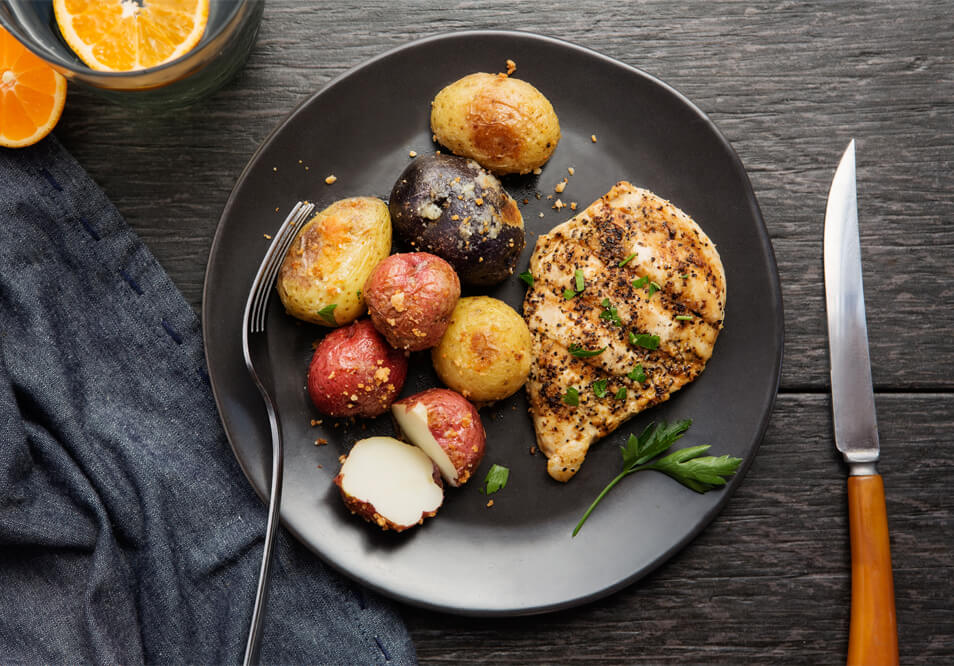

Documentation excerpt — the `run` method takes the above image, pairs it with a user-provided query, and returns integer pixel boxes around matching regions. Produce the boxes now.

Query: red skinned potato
[335,437,444,532]
[364,252,461,351]
[392,389,486,488]
[307,319,408,417]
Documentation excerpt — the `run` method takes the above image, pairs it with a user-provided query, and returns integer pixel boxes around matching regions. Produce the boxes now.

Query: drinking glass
[0,0,265,107]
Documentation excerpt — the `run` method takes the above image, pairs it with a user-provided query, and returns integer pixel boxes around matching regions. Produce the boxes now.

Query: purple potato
[389,153,525,286]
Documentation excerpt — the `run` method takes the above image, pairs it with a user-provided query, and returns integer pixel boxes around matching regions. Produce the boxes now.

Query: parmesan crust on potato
[277,197,391,326]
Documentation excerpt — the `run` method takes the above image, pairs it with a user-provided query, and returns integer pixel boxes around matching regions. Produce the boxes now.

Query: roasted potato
[430,72,561,175]
[392,388,486,488]
[277,197,391,326]
[364,252,460,351]
[335,436,444,532]
[389,154,524,286]
[307,319,408,418]
[431,296,532,403]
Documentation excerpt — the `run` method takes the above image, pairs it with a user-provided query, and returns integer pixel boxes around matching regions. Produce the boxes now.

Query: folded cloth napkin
[0,137,417,665]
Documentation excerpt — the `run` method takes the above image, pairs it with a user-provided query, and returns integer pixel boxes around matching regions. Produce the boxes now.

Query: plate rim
[201,29,785,616]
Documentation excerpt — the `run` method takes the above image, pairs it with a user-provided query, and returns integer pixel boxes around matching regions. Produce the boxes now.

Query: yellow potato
[277,197,391,326]
[430,72,560,175]
[431,296,532,403]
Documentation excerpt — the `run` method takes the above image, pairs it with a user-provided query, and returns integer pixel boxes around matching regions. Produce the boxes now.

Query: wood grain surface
[53,1,953,663]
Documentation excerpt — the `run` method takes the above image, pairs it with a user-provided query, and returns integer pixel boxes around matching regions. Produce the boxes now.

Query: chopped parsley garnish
[632,275,649,288]
[615,387,627,400]
[592,379,608,398]
[564,269,587,299]
[627,364,647,382]
[675,314,694,321]
[648,281,661,298]
[572,420,743,536]
[680,273,690,279]
[562,387,580,406]
[519,270,534,286]
[569,344,606,358]
[618,253,637,267]
[479,464,510,495]
[599,298,622,327]
[631,333,660,350]
[317,303,337,324]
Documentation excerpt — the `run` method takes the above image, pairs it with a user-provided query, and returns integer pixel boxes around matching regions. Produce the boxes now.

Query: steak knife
[824,139,899,665]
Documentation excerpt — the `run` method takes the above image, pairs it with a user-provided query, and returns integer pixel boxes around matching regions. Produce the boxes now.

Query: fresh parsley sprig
[572,419,742,536]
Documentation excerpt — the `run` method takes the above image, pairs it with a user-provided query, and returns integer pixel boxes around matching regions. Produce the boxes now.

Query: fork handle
[847,474,898,666]
[243,414,284,666]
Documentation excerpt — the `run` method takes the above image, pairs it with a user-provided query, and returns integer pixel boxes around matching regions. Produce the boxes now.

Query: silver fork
[240,201,315,666]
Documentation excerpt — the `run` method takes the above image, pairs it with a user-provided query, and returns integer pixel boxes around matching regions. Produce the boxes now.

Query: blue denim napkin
[0,137,417,665]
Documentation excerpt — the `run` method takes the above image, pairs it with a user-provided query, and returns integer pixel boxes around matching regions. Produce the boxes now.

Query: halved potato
[277,197,391,326]
[335,436,444,532]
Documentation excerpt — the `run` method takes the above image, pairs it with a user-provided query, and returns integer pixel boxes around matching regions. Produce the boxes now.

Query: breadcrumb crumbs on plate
[591,134,598,143]
[568,166,575,175]
[532,167,542,175]
[554,179,567,193]
[325,174,337,184]
[570,201,578,210]
[409,150,418,157]
[310,419,323,426]
[263,233,272,239]
[553,199,565,210]
[272,166,277,172]
[538,212,545,218]
[505,59,516,75]
[314,438,328,446]
[274,207,280,212]
[486,499,494,508]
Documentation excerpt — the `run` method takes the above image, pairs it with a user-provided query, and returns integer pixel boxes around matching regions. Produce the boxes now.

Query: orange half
[53,0,210,72]
[0,27,68,148]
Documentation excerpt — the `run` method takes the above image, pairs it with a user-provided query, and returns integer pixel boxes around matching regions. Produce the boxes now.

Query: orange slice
[53,0,210,72]
[0,26,68,148]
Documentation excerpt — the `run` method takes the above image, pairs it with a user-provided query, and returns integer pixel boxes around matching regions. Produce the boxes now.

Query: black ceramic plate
[203,31,783,616]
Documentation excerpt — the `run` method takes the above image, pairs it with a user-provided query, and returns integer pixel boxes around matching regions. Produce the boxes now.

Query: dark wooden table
[55,1,953,663]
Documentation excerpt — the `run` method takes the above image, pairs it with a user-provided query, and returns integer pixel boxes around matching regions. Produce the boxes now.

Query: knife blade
[824,139,899,666]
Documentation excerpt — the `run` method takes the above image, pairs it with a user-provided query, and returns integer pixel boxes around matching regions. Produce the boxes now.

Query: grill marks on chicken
[523,182,726,481]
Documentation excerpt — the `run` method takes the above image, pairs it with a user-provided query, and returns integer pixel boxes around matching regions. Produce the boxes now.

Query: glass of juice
[0,0,265,107]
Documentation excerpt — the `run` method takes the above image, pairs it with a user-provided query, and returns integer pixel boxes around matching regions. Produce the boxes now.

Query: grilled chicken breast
[523,182,726,481]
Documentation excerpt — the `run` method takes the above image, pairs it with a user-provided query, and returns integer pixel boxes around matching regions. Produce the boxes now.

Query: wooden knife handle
[846,474,899,666]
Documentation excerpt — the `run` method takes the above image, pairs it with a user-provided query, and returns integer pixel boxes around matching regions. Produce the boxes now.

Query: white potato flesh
[338,437,442,528]
[392,402,458,485]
